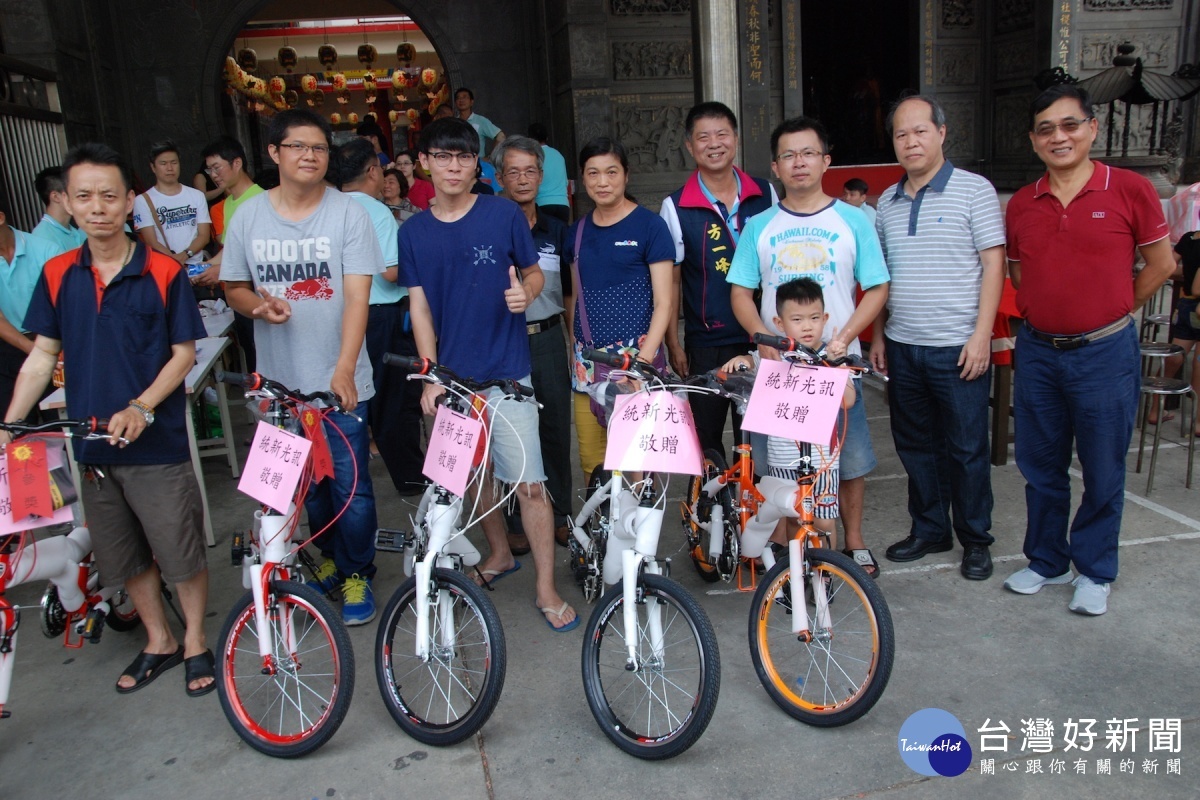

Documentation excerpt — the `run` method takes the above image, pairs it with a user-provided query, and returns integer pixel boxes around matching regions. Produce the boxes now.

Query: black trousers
[685,342,753,457]
[365,301,426,493]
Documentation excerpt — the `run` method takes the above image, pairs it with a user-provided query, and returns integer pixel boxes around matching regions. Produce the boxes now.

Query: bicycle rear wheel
[581,573,720,760]
[217,580,354,758]
[748,549,893,726]
[105,587,141,632]
[375,567,506,746]
[682,449,737,582]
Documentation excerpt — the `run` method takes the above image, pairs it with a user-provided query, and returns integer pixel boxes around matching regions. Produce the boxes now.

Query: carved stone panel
[995,92,1036,157]
[941,97,978,160]
[1082,0,1174,10]
[994,36,1036,82]
[937,45,979,85]
[570,24,609,79]
[939,0,977,32]
[574,88,612,148]
[611,93,692,173]
[995,0,1034,34]
[1080,30,1178,70]
[609,0,690,14]
[611,40,692,81]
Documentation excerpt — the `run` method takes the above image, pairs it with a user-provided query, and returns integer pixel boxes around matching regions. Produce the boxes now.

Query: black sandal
[843,548,880,580]
[115,645,184,694]
[184,649,216,698]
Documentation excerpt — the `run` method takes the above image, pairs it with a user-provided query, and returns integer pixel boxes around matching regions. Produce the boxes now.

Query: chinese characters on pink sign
[604,390,702,475]
[741,361,848,446]
[423,405,484,498]
[0,444,73,534]
[237,421,313,513]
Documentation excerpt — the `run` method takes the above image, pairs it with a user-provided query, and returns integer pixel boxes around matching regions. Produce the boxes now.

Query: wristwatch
[185,249,195,258]
[129,399,155,425]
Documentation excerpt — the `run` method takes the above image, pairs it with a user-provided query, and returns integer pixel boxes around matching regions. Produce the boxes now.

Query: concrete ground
[1,379,1197,800]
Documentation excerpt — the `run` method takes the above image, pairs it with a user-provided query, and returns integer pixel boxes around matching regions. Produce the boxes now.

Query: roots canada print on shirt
[250,236,336,300]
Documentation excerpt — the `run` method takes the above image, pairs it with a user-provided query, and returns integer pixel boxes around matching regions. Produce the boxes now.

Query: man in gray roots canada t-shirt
[220,110,383,627]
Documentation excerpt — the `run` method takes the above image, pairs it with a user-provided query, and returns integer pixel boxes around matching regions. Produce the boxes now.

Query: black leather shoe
[960,545,993,580]
[884,535,953,563]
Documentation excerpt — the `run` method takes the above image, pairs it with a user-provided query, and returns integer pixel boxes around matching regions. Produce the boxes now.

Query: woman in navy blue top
[565,137,675,476]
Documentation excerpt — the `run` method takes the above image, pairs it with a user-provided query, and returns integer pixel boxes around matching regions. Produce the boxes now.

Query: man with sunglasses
[221,109,384,626]
[1003,85,1174,615]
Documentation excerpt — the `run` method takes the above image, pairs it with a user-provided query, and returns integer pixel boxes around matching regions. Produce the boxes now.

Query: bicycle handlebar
[751,333,884,379]
[382,353,536,400]
[216,371,348,413]
[0,417,110,436]
[581,349,670,384]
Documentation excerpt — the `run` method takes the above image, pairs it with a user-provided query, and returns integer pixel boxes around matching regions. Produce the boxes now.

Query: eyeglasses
[426,151,478,167]
[775,149,825,164]
[277,142,330,156]
[1032,117,1093,138]
[203,163,228,176]
[502,167,541,181]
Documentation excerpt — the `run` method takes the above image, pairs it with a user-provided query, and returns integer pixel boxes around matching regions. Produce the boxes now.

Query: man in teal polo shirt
[0,202,64,414]
[31,166,85,253]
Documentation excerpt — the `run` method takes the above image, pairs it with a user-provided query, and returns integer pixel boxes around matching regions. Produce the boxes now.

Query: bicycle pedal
[82,608,106,643]
[230,530,251,567]
[375,528,411,553]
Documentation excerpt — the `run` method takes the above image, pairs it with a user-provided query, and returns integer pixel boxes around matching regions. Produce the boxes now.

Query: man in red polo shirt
[1003,85,1174,615]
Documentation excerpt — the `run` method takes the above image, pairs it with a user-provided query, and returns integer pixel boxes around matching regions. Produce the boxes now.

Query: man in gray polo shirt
[871,95,1006,580]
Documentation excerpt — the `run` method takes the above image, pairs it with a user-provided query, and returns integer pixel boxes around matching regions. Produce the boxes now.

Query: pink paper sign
[741,361,849,446]
[0,445,74,534]
[423,405,484,498]
[238,421,313,513]
[604,390,702,475]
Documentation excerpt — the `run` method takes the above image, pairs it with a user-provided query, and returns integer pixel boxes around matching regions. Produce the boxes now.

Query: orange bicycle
[681,333,894,725]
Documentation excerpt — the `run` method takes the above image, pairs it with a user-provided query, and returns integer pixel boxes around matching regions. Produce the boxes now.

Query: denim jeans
[1013,324,1139,583]
[885,338,994,546]
[308,402,378,580]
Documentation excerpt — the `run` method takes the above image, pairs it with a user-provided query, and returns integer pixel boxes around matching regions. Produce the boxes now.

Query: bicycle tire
[581,573,721,760]
[217,580,355,758]
[105,588,141,632]
[375,567,506,746]
[683,449,737,583]
[748,548,894,727]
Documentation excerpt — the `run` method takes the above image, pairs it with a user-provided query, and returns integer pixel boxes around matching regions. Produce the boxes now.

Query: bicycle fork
[248,507,298,672]
[618,481,667,671]
[414,495,468,662]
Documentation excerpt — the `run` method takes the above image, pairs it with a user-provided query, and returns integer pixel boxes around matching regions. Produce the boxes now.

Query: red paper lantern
[406,108,420,124]
[331,73,347,91]
[391,71,407,91]
[300,74,318,93]
[348,112,360,125]
[420,68,437,88]
[268,76,286,94]
[330,112,342,125]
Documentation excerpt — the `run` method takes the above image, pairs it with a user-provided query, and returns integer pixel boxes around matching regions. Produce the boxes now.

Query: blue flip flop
[537,601,581,633]
[476,560,521,587]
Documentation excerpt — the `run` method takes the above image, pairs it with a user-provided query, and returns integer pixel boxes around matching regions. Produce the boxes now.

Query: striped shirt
[875,162,1005,346]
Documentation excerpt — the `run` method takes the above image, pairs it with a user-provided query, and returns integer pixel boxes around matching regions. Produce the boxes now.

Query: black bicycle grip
[752,332,797,351]
[508,380,536,398]
[215,370,262,389]
[582,349,634,369]
[382,352,432,374]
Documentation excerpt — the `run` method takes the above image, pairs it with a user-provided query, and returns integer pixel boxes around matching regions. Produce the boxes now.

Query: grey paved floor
[1,380,1197,800]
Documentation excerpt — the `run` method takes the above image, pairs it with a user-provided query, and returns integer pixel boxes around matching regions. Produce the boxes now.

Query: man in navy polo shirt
[2,143,213,695]
[660,101,778,457]
[1004,85,1175,615]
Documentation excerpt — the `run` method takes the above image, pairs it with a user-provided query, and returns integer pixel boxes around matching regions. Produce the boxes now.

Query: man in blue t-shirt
[727,116,890,577]
[399,117,578,632]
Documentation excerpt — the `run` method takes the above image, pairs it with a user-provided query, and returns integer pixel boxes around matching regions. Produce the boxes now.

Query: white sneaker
[1068,575,1110,616]
[1003,567,1074,595]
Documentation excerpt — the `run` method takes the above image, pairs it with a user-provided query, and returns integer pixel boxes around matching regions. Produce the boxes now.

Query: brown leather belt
[1027,315,1131,350]
[526,315,561,336]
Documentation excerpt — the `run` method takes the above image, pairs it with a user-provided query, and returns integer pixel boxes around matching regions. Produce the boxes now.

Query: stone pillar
[691,0,739,120]
[738,0,772,176]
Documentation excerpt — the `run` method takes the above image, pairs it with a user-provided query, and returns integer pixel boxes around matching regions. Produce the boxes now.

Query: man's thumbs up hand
[504,265,529,313]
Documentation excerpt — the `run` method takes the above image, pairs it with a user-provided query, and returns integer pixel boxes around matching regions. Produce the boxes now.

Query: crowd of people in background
[0,80,1195,698]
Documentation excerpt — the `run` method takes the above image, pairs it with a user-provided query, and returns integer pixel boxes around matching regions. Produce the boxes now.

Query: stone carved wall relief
[995,0,1034,34]
[941,97,977,159]
[1080,31,1178,70]
[612,40,692,81]
[994,37,1036,81]
[612,96,691,172]
[940,0,976,30]
[995,92,1035,156]
[610,0,690,14]
[937,45,978,85]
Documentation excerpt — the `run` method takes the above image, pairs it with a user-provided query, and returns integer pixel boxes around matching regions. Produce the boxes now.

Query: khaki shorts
[80,461,207,585]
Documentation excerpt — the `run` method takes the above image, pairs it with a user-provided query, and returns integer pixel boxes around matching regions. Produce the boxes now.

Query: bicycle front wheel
[217,580,355,758]
[581,573,720,760]
[748,549,894,726]
[375,568,506,746]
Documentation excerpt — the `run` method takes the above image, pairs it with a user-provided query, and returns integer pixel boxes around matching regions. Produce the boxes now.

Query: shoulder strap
[141,191,170,251]
[571,216,592,342]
